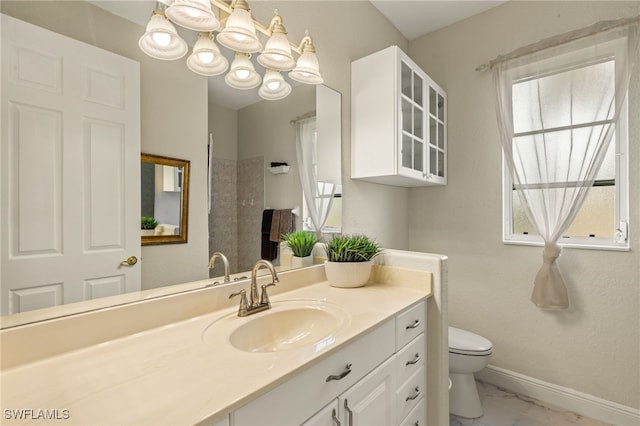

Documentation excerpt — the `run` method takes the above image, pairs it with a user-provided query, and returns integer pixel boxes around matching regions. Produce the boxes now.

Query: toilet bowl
[448,326,493,418]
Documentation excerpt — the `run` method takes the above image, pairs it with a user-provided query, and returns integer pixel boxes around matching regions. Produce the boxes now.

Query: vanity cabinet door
[302,401,340,426]
[338,355,396,426]
[211,417,229,426]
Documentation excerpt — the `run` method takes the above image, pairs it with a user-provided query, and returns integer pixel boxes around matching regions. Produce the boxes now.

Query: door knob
[120,256,138,266]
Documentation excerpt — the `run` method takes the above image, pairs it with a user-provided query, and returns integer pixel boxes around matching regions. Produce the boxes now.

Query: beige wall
[408,1,640,408]
[237,84,314,216]
[251,1,410,249]
[1,1,210,290]
[208,103,238,161]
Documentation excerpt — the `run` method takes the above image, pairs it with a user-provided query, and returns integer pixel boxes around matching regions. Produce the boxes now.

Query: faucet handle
[229,289,248,317]
[260,283,276,306]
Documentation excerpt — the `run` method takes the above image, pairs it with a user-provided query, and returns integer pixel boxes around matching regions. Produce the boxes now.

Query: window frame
[502,42,630,251]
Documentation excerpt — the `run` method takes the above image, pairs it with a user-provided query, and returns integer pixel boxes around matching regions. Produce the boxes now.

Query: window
[502,37,630,250]
[302,184,342,234]
[297,117,342,234]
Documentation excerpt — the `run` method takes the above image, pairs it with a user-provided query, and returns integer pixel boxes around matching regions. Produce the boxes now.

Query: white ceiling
[370,0,506,40]
[89,1,506,109]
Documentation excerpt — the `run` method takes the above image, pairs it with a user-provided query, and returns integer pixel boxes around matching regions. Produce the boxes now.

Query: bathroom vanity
[0,250,448,425]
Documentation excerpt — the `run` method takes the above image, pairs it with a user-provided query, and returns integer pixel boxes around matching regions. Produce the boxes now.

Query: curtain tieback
[542,243,561,264]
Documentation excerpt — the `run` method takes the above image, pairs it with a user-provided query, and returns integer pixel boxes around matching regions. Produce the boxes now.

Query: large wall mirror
[0,0,343,328]
[141,154,190,245]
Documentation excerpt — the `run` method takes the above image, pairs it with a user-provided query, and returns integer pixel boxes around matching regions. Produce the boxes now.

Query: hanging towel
[261,209,278,261]
[270,209,294,242]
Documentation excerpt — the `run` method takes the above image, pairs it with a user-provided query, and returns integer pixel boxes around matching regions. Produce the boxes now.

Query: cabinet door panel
[339,356,396,426]
[302,400,340,426]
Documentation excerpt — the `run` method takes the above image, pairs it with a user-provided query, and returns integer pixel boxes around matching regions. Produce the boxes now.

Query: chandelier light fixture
[139,0,323,101]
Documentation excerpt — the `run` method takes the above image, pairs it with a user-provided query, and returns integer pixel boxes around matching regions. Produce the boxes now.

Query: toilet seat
[449,326,493,356]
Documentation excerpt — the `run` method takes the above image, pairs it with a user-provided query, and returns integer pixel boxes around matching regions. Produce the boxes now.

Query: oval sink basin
[202,300,349,353]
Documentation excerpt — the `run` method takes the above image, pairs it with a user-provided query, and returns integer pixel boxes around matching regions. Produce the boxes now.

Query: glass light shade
[225,53,261,89]
[165,0,220,32]
[139,12,188,60]
[289,50,323,84]
[257,32,296,71]
[217,8,261,53]
[187,33,229,76]
[259,70,292,100]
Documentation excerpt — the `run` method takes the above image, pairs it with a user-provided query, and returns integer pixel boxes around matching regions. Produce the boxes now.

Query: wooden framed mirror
[141,154,190,245]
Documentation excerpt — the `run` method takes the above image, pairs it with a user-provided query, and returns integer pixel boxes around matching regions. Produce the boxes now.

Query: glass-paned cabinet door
[428,84,447,184]
[399,60,427,179]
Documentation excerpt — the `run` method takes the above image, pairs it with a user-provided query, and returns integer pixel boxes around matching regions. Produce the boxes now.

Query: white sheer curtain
[492,17,639,309]
[295,116,336,239]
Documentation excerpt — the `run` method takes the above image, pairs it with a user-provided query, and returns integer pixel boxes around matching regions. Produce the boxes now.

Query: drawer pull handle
[406,319,420,330]
[406,353,420,365]
[405,386,420,402]
[332,408,341,426]
[344,399,353,426]
[326,363,352,382]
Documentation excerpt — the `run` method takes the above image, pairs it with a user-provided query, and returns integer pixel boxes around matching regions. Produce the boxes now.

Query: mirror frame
[141,153,190,246]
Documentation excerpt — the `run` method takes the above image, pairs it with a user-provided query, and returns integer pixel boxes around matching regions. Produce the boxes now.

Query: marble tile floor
[450,381,611,426]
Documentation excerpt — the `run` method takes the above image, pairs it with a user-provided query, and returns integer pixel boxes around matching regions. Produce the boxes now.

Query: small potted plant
[282,230,318,268]
[323,234,383,288]
[141,216,158,236]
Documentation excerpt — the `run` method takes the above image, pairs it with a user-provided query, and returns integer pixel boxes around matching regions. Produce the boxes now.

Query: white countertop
[0,269,430,425]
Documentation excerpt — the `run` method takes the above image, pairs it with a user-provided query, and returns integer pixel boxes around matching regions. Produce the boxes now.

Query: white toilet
[448,326,493,418]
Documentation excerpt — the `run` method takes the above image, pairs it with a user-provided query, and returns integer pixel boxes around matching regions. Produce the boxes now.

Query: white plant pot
[291,255,313,268]
[141,229,155,236]
[324,260,374,288]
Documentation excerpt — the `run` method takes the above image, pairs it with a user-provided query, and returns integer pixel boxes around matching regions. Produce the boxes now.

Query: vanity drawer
[399,397,426,426]
[232,318,395,426]
[396,366,426,424]
[396,300,426,350]
[396,333,426,387]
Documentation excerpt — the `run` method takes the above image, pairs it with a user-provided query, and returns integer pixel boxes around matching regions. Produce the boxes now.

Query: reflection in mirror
[141,154,190,245]
[208,84,342,275]
[0,1,342,328]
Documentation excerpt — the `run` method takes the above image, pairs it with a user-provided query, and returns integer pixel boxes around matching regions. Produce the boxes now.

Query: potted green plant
[322,234,383,288]
[282,230,318,268]
[141,216,158,236]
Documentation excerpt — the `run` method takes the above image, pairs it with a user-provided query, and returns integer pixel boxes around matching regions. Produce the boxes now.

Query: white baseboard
[475,365,640,426]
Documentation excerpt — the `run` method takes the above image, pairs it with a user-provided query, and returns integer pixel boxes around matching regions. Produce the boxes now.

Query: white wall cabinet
[231,300,427,426]
[351,45,447,187]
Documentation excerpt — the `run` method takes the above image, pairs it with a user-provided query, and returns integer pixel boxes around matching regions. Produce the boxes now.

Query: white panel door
[0,14,141,315]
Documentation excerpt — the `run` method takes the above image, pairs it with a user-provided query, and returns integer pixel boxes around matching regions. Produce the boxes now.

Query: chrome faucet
[229,259,279,317]
[208,252,230,285]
